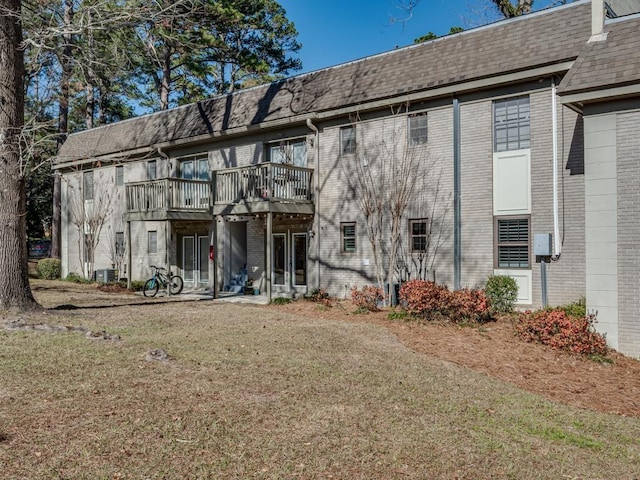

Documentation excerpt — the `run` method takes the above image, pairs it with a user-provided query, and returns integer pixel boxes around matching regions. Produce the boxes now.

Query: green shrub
[514,309,608,356]
[387,309,408,320]
[485,275,518,314]
[557,297,586,317]
[350,285,384,312]
[65,272,93,284]
[36,258,61,280]
[271,297,292,305]
[129,280,145,292]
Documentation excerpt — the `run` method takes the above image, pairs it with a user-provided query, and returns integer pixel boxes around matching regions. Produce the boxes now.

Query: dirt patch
[271,300,640,418]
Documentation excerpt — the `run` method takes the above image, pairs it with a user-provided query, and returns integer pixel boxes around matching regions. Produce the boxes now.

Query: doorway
[272,231,308,294]
[181,235,209,287]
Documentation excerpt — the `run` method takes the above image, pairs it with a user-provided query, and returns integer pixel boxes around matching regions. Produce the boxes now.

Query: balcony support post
[266,211,273,302]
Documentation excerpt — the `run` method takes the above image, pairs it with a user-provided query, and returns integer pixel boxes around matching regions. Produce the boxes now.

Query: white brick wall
[584,112,618,349]
[617,110,640,357]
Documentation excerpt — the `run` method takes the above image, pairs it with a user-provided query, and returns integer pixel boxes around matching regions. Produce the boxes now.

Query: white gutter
[552,79,562,260]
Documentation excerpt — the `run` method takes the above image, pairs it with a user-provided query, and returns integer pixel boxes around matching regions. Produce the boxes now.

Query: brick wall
[529,90,586,307]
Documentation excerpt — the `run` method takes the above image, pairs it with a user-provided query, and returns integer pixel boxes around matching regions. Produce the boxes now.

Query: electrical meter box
[533,233,552,256]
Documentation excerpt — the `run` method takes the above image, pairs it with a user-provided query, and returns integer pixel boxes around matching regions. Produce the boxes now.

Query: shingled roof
[558,14,640,97]
[56,1,592,165]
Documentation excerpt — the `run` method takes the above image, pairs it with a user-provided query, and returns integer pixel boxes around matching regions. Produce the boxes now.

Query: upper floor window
[341,222,356,253]
[180,155,209,180]
[340,126,356,155]
[409,218,429,253]
[495,216,530,269]
[115,165,124,186]
[493,96,530,152]
[408,113,428,146]
[268,139,307,167]
[147,160,157,180]
[83,171,94,200]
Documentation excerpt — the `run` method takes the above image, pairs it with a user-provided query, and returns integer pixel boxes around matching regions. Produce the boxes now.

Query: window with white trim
[341,222,356,253]
[495,216,530,268]
[147,160,157,180]
[83,171,94,200]
[493,96,530,152]
[409,218,429,253]
[179,155,209,180]
[115,232,125,256]
[268,139,307,167]
[148,231,157,254]
[340,126,356,155]
[408,113,428,146]
[115,165,124,186]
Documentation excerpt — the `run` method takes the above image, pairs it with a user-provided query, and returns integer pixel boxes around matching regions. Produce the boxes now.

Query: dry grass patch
[0,281,639,479]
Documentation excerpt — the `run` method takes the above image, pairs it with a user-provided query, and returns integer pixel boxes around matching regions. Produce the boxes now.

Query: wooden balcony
[212,163,314,216]
[125,178,212,221]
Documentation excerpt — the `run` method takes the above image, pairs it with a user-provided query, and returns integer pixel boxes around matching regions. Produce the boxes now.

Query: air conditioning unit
[94,269,116,283]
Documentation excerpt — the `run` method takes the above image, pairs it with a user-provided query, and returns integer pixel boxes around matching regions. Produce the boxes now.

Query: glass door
[271,232,308,292]
[182,236,195,283]
[272,233,287,287]
[292,233,307,287]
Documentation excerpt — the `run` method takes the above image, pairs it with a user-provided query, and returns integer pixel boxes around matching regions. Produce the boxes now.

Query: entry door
[272,233,288,287]
[271,232,307,291]
[292,233,307,287]
[182,235,209,285]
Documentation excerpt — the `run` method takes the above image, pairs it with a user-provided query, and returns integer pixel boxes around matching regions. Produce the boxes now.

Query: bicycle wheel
[169,275,184,295]
[143,277,159,297]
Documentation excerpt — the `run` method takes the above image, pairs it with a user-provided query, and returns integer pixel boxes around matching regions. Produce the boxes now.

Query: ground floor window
[409,218,429,253]
[341,222,356,253]
[495,216,530,268]
[148,231,157,254]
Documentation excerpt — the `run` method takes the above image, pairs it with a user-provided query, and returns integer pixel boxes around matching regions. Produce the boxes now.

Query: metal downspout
[453,97,462,290]
[551,79,562,261]
[306,118,321,291]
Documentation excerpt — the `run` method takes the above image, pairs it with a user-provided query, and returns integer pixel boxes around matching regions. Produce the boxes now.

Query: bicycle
[143,265,184,297]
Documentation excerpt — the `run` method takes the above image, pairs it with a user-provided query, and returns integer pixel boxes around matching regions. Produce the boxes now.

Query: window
[148,231,157,254]
[495,216,530,268]
[268,139,307,166]
[115,165,124,186]
[147,160,157,180]
[83,171,94,200]
[493,96,530,152]
[180,155,209,180]
[341,222,356,253]
[409,218,429,253]
[408,113,428,146]
[340,126,356,155]
[115,232,125,256]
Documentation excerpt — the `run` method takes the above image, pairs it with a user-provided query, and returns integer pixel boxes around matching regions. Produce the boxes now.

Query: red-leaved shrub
[399,280,490,323]
[351,286,384,312]
[514,309,608,356]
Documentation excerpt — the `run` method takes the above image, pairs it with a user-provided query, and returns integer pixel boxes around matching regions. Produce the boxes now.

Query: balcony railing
[213,163,313,205]
[126,178,211,213]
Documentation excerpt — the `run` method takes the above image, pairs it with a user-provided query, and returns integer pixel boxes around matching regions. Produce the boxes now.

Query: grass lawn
[0,281,639,479]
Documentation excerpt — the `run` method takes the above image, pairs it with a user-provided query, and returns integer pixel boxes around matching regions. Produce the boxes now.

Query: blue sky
[278,0,562,75]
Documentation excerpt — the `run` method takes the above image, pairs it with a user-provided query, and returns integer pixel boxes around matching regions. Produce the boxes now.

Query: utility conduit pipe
[551,79,561,261]
[306,117,321,290]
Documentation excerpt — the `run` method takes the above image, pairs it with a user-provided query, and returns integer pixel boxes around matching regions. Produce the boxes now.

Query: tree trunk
[160,47,171,110]
[0,0,39,310]
[52,0,74,259]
